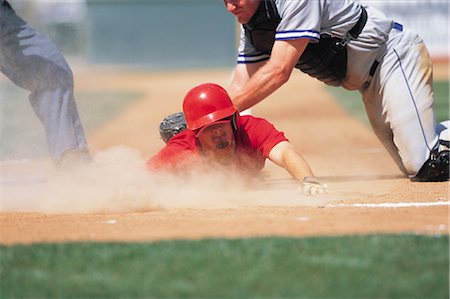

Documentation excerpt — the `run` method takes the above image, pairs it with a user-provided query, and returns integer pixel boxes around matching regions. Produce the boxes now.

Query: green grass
[1,235,448,299]
[434,80,450,122]
[327,80,449,125]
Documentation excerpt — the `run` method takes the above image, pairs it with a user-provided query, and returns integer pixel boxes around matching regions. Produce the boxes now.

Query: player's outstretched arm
[230,38,309,112]
[228,62,263,99]
[268,141,327,195]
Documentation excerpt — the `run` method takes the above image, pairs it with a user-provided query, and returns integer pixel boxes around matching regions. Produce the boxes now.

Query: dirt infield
[0,65,449,245]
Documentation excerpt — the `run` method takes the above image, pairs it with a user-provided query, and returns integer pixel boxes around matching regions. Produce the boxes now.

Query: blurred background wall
[7,0,449,68]
[7,0,450,68]
[8,0,237,69]
[362,0,449,61]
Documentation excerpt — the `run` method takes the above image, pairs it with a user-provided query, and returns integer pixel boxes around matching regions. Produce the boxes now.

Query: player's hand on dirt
[298,177,328,196]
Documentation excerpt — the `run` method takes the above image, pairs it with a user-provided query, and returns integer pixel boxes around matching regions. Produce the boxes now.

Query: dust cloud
[1,146,326,214]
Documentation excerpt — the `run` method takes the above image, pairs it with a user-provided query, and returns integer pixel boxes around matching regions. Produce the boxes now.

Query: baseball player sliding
[223,0,449,182]
[148,83,327,196]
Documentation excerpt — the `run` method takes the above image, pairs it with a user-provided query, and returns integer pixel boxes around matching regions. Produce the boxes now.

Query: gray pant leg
[0,5,88,160]
[360,28,438,176]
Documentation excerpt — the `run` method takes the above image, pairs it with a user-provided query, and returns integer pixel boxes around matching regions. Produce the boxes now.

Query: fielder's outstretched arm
[230,38,309,112]
[228,61,263,99]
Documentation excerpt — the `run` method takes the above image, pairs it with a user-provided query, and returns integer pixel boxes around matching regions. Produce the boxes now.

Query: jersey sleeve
[237,0,322,64]
[237,25,271,64]
[241,116,289,158]
[275,0,321,42]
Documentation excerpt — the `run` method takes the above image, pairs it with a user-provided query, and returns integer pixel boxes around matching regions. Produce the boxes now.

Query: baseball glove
[159,112,187,143]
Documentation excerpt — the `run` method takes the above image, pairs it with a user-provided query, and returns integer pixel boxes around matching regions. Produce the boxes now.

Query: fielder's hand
[298,177,328,196]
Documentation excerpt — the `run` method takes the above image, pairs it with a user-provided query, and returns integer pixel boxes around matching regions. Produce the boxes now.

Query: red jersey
[147,115,288,175]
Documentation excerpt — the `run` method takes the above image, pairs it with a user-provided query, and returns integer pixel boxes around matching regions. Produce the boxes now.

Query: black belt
[2,0,13,10]
[338,6,367,47]
[349,6,368,39]
[369,22,403,77]
[369,61,380,77]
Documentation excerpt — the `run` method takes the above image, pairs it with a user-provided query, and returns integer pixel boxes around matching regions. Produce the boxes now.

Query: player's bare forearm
[231,39,309,112]
[269,141,314,182]
[232,63,289,111]
[228,61,269,110]
[281,146,315,183]
[269,141,328,195]
[228,64,255,99]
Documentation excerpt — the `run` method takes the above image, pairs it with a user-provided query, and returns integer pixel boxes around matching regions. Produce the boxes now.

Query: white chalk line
[328,201,449,208]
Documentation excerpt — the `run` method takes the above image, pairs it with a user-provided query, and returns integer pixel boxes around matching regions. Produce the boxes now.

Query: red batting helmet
[183,83,237,131]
